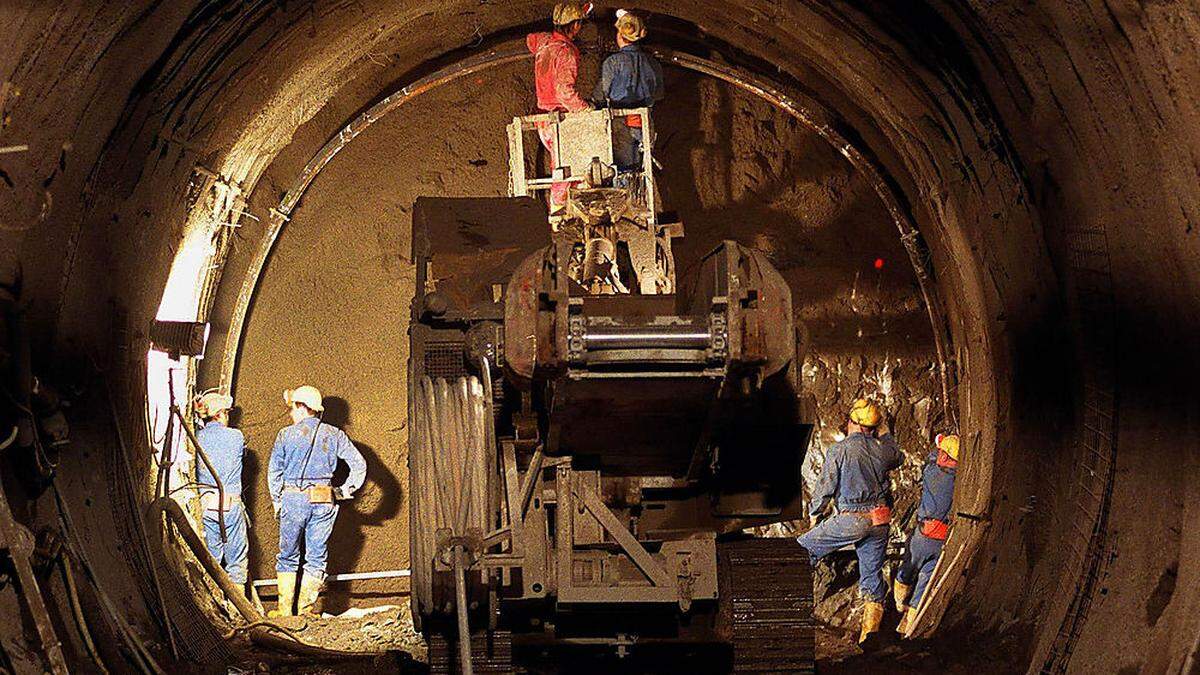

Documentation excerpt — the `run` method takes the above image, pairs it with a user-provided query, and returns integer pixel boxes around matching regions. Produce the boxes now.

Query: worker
[593,10,665,171]
[193,391,249,591]
[527,1,594,214]
[267,385,366,617]
[797,398,904,644]
[894,433,960,634]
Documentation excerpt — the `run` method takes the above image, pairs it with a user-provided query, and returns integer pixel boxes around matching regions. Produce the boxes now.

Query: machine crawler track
[429,630,514,674]
[718,538,816,673]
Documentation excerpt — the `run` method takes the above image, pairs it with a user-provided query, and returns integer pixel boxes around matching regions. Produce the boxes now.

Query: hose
[58,551,108,674]
[453,547,474,675]
[103,378,177,660]
[149,497,373,659]
[149,498,258,623]
[49,484,164,675]
[171,405,227,543]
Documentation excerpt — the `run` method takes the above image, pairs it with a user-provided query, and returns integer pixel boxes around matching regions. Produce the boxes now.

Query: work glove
[333,486,354,501]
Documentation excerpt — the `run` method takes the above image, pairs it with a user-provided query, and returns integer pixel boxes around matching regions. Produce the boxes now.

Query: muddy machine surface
[409,108,815,673]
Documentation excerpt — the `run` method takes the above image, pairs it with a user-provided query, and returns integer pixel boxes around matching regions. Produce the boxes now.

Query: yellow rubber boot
[858,601,885,644]
[297,574,323,616]
[897,606,919,636]
[893,579,912,612]
[268,572,297,618]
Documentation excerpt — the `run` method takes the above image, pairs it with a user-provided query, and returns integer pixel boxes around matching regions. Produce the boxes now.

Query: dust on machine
[406,3,816,672]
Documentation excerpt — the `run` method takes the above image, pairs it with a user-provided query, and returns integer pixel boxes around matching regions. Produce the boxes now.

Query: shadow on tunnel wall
[234,396,404,612]
[656,66,930,349]
[321,396,404,614]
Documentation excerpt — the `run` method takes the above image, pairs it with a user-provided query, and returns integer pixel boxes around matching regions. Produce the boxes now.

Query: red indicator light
[874,258,885,270]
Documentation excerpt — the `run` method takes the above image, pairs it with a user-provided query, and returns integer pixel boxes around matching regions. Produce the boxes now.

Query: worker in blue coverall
[894,433,959,634]
[593,9,665,171]
[797,398,904,643]
[193,391,250,591]
[267,385,366,617]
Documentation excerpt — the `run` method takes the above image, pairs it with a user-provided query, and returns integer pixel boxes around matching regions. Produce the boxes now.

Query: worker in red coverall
[527,1,595,214]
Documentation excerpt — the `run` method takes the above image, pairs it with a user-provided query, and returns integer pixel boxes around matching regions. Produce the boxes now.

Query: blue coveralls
[797,432,904,601]
[268,416,366,580]
[195,420,249,584]
[897,450,956,607]
[593,43,665,170]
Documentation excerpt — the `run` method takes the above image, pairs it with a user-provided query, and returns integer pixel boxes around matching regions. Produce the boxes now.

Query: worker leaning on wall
[796,398,904,644]
[267,385,366,618]
[193,391,250,592]
[894,432,960,634]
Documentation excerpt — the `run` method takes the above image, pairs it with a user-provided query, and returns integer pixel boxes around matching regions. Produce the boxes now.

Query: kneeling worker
[797,398,904,643]
[894,433,959,634]
[268,385,366,617]
[194,391,249,591]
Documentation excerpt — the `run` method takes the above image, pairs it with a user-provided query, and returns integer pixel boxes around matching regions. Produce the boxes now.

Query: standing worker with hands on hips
[894,433,960,634]
[193,391,250,594]
[797,398,904,643]
[267,385,366,618]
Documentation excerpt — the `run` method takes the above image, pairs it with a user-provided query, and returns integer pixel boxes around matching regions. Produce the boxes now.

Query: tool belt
[200,492,241,512]
[284,485,334,504]
[920,518,949,540]
[848,505,892,526]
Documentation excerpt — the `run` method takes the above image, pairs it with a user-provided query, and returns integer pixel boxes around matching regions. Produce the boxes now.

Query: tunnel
[1,1,1197,673]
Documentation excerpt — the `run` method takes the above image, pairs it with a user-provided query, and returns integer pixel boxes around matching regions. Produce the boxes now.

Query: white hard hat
[284,385,324,412]
[194,391,233,418]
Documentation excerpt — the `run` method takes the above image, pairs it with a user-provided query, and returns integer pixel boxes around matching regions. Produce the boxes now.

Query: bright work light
[149,320,211,359]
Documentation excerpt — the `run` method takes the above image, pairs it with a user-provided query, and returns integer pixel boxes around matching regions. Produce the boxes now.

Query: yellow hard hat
[284,385,324,413]
[553,1,594,26]
[615,10,647,42]
[937,433,961,461]
[849,398,882,427]
[194,391,232,418]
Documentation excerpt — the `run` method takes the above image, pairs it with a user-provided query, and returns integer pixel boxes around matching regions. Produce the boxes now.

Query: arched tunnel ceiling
[2,1,1200,672]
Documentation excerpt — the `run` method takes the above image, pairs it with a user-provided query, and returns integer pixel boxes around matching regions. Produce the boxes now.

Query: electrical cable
[58,551,108,674]
[48,483,164,674]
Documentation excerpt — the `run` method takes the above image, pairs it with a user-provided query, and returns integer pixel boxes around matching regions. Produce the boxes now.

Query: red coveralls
[527,31,591,209]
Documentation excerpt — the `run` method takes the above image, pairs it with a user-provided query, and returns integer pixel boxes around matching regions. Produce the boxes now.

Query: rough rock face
[761,347,944,630]
[812,550,863,629]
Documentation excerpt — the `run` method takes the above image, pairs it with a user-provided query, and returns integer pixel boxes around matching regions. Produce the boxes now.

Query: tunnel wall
[3,1,1200,672]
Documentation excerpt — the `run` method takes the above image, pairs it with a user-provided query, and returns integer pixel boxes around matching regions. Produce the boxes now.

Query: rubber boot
[297,574,323,616]
[893,579,912,612]
[268,572,297,618]
[897,606,919,636]
[858,601,885,644]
